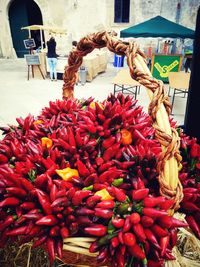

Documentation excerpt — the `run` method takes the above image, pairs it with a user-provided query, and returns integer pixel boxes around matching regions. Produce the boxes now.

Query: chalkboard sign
[151,54,182,82]
[24,54,40,65]
[23,39,36,49]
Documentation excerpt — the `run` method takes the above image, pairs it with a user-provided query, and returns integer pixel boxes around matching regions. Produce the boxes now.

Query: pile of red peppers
[0,93,198,267]
[178,131,200,240]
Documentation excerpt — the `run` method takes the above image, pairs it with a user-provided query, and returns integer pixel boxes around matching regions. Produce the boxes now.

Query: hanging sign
[23,38,36,49]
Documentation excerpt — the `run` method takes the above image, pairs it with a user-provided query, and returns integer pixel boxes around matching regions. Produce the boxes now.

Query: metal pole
[40,29,43,49]
[184,7,200,142]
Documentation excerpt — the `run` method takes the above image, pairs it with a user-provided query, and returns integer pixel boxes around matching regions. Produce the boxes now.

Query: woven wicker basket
[60,31,183,266]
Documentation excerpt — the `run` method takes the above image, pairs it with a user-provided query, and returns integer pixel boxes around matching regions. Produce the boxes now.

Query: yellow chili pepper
[34,119,43,125]
[41,137,53,149]
[56,167,79,181]
[121,129,132,145]
[89,101,104,110]
[95,188,114,200]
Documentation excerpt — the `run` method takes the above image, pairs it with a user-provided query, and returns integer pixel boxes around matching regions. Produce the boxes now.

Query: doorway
[8,0,44,58]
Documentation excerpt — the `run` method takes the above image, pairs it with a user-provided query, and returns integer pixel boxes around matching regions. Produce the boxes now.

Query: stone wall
[0,0,199,58]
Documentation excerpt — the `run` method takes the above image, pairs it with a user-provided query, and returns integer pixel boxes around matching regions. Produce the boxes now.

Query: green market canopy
[120,16,195,39]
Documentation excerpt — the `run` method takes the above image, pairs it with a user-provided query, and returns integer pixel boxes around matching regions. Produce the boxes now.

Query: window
[114,0,130,23]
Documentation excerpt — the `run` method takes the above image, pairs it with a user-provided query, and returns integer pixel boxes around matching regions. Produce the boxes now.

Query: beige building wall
[0,0,199,58]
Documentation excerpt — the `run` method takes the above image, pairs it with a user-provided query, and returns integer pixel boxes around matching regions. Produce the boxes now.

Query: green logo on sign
[154,60,179,78]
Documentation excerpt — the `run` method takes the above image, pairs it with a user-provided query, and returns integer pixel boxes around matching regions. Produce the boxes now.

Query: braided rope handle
[62,31,183,210]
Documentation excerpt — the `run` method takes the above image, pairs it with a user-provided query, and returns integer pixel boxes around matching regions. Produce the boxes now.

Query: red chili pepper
[34,174,48,188]
[84,224,107,237]
[132,223,146,242]
[116,248,125,267]
[67,127,76,147]
[0,215,17,232]
[33,235,47,248]
[111,218,124,228]
[111,236,120,248]
[185,215,200,239]
[20,202,36,210]
[0,154,8,163]
[19,178,34,191]
[112,187,126,202]
[123,215,131,232]
[170,217,188,228]
[50,226,60,237]
[81,124,96,134]
[97,246,109,264]
[96,200,115,209]
[143,196,166,207]
[36,215,58,226]
[28,225,41,236]
[99,169,123,183]
[76,207,95,216]
[123,232,136,246]
[0,197,20,208]
[128,244,146,260]
[60,226,69,239]
[88,241,99,253]
[144,228,160,249]
[164,251,176,260]
[130,213,141,224]
[72,190,91,206]
[169,228,177,247]
[56,238,63,259]
[158,199,175,210]
[132,188,149,201]
[160,235,169,257]
[6,225,28,236]
[157,215,173,228]
[76,159,90,177]
[142,208,167,218]
[51,197,69,208]
[86,195,101,208]
[118,231,124,244]
[23,213,43,221]
[190,143,199,157]
[95,208,113,219]
[102,136,116,149]
[147,260,164,267]
[183,188,198,194]
[50,184,58,202]
[6,187,27,198]
[36,189,52,215]
[47,237,55,264]
[103,144,120,161]
[151,224,169,237]
[181,201,200,212]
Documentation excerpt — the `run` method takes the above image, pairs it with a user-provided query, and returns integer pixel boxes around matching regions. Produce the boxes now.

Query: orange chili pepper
[56,167,79,181]
[121,129,132,145]
[89,101,104,110]
[34,120,43,125]
[41,137,53,149]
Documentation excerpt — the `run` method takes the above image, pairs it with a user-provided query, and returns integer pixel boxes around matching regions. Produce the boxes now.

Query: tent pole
[40,29,43,49]
[184,7,200,142]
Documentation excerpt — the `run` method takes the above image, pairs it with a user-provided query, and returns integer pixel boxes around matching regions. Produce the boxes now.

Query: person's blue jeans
[48,58,57,80]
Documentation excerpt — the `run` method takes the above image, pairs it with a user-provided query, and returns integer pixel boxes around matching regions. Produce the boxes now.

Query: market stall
[21,25,67,79]
[120,16,195,81]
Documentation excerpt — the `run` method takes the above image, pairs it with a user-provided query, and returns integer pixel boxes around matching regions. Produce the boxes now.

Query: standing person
[47,36,58,81]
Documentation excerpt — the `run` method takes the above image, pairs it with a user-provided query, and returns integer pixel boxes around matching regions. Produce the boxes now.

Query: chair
[168,72,190,113]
